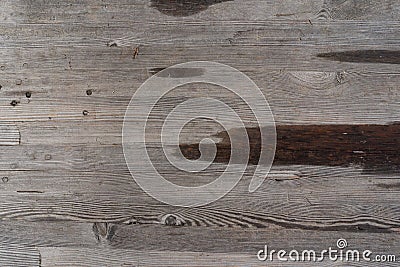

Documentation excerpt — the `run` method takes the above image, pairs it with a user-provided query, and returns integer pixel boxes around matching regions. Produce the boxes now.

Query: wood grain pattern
[0,123,20,145]
[0,0,399,266]
[0,245,40,267]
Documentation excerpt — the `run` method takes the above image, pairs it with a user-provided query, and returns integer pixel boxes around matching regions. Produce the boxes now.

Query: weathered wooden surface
[1,0,400,266]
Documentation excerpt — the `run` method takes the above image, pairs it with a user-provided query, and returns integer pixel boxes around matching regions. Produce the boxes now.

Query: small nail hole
[10,100,18,106]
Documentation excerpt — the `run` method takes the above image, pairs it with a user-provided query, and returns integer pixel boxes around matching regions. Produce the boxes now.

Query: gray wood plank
[0,69,400,125]
[0,245,40,267]
[38,247,399,267]
[3,0,400,23]
[0,220,398,266]
[0,150,399,231]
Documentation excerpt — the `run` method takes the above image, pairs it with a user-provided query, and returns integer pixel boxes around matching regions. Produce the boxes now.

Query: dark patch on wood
[275,13,296,17]
[376,183,400,190]
[121,217,138,225]
[93,222,108,242]
[132,47,139,59]
[107,41,118,47]
[107,225,117,241]
[161,214,185,227]
[93,222,116,242]
[10,100,19,107]
[180,124,400,172]
[150,0,232,17]
[148,67,166,76]
[156,67,205,78]
[317,50,400,64]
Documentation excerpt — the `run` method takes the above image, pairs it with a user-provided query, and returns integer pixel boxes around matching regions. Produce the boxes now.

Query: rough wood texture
[1,0,400,266]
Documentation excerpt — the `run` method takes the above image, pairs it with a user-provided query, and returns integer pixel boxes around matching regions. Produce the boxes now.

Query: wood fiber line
[180,124,400,172]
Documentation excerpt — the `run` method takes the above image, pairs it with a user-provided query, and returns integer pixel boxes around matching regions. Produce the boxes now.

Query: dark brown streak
[317,50,400,64]
[150,0,232,17]
[180,124,400,172]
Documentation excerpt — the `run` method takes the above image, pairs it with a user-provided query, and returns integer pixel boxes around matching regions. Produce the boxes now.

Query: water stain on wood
[180,124,400,172]
[148,67,166,76]
[150,0,232,16]
[317,50,400,64]
[376,183,400,190]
